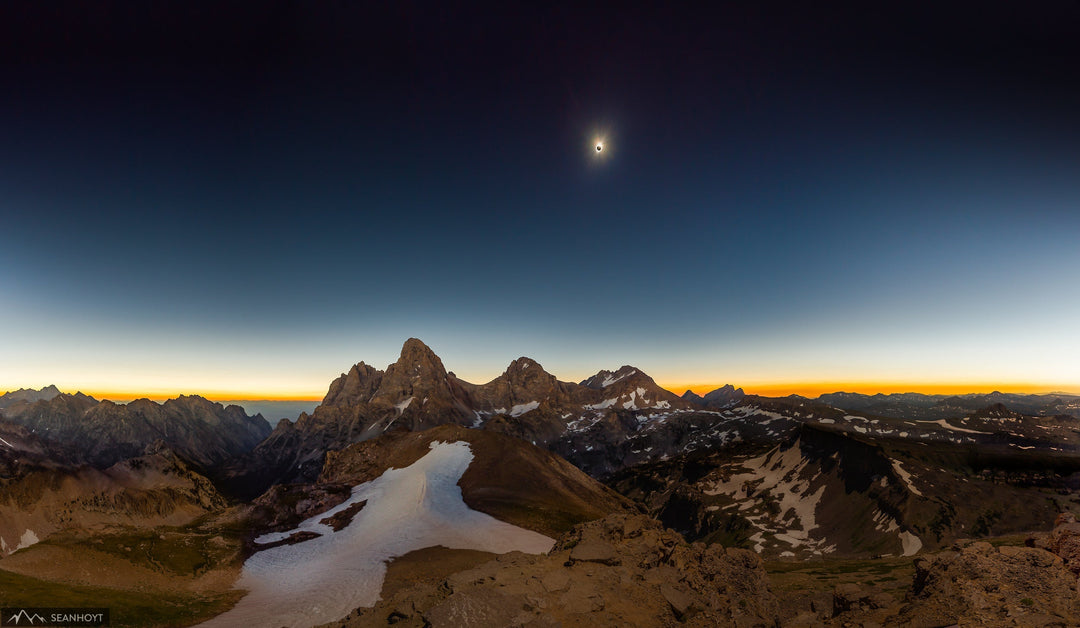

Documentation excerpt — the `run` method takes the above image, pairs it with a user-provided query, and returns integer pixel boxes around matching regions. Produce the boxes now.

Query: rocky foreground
[818,512,1080,627]
[328,513,778,628]
[312,512,1080,628]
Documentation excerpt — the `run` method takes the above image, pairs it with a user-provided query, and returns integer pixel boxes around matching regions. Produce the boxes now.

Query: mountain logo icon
[5,610,46,625]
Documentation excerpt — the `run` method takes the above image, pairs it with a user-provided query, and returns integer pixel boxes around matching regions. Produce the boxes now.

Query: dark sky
[2,2,1079,397]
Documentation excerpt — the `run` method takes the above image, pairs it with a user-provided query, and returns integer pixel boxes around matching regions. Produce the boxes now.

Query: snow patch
[704,442,829,554]
[600,369,636,387]
[201,441,553,628]
[900,531,922,556]
[394,397,414,415]
[919,419,990,434]
[8,529,39,552]
[585,397,618,410]
[890,460,924,497]
[509,401,540,417]
[872,509,900,533]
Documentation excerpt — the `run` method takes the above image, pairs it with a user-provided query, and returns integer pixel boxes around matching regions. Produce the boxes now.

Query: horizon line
[7,381,1077,404]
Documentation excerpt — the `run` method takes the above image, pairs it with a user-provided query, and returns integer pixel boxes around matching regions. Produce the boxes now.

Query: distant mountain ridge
[0,385,61,409]
[818,390,1080,419]
[0,391,272,468]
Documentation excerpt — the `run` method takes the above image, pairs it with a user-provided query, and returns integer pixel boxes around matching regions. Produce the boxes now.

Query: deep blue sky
[2,2,1079,397]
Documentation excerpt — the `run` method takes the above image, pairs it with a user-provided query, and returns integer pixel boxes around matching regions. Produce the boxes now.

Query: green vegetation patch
[0,568,242,628]
[51,526,242,577]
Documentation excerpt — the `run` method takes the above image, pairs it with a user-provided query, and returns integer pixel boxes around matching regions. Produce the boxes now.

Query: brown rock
[423,589,526,627]
[570,539,621,566]
[887,541,1080,626]
[660,583,701,620]
[1046,520,1080,577]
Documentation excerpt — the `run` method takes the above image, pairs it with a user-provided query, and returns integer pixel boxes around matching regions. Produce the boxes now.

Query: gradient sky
[2,2,1079,399]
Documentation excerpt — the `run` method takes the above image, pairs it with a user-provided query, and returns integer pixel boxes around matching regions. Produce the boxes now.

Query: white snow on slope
[510,400,540,417]
[394,397,414,415]
[899,530,923,556]
[199,441,553,628]
[919,419,990,435]
[726,406,788,422]
[704,443,830,555]
[600,370,635,387]
[585,397,618,410]
[4,529,39,554]
[0,436,12,448]
[890,460,924,497]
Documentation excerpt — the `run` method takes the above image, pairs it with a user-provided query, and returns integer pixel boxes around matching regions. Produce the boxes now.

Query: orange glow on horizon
[70,381,1080,404]
[663,381,1079,398]
[81,389,325,403]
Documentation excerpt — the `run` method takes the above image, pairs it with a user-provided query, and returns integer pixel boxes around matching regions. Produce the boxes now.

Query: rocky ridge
[0,392,272,468]
[0,384,62,409]
[233,339,717,494]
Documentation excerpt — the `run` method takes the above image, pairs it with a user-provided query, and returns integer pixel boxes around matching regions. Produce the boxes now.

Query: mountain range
[3,338,1080,626]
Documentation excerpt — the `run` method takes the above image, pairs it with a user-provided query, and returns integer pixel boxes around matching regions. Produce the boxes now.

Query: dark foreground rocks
[326,514,779,627]
[823,513,1080,627]
[885,540,1080,627]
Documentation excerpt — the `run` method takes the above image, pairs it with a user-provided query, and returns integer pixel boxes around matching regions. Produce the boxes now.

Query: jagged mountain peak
[396,337,442,368]
[580,365,642,389]
[322,361,385,407]
[506,356,543,373]
[379,338,450,392]
[682,384,745,409]
[703,384,745,403]
[499,357,559,385]
[0,385,63,410]
[682,390,706,404]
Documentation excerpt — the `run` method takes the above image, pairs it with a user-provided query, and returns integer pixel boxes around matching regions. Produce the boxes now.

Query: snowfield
[200,440,554,628]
